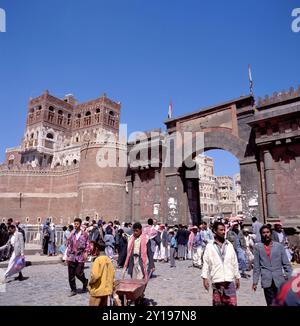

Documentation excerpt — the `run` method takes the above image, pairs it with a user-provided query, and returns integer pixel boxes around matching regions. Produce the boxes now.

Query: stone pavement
[0,259,266,306]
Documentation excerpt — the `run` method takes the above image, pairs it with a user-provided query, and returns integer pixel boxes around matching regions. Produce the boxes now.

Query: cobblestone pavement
[0,259,266,306]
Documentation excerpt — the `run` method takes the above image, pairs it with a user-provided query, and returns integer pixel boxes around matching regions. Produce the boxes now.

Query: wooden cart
[114,279,147,306]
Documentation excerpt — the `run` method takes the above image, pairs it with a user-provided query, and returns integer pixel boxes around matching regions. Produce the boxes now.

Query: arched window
[55,162,61,167]
[85,111,91,126]
[37,106,42,110]
[77,114,81,118]
[46,133,54,139]
[73,159,77,165]
[8,154,14,165]
[65,160,69,165]
[57,110,63,125]
[31,133,34,139]
[48,106,55,122]
[96,108,100,113]
[108,110,115,126]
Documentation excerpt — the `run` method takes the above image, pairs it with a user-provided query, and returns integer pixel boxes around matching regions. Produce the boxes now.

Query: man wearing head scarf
[226,222,249,278]
[15,221,26,243]
[153,224,168,262]
[143,218,158,260]
[123,222,155,281]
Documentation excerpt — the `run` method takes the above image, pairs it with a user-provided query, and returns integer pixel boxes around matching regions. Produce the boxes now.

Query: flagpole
[168,100,173,119]
[248,64,254,96]
[248,64,257,111]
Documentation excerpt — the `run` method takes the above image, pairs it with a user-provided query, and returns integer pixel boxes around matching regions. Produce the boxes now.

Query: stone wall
[273,142,300,224]
[0,166,79,224]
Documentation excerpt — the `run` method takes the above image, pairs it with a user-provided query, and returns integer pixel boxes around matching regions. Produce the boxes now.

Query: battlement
[0,163,79,176]
[257,85,300,108]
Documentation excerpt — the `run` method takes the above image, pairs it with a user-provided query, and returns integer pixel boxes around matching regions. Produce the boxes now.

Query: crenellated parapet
[257,85,300,108]
[0,163,79,176]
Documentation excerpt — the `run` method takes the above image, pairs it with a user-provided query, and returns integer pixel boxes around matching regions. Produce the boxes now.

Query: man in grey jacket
[252,224,292,306]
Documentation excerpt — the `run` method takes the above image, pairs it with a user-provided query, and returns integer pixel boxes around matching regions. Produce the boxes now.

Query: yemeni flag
[168,100,173,119]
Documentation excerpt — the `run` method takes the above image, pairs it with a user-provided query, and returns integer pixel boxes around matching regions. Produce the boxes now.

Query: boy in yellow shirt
[88,241,115,306]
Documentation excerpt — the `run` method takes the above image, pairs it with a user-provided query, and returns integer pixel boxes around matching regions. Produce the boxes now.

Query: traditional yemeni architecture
[1,85,300,229]
[196,155,219,217]
[216,176,236,217]
[234,173,243,215]
[0,90,127,224]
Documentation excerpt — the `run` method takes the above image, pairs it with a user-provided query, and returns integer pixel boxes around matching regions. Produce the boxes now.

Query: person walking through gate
[201,221,240,306]
[252,224,292,306]
[66,218,89,297]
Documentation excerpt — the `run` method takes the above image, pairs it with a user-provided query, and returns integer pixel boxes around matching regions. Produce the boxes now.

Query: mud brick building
[1,87,300,229]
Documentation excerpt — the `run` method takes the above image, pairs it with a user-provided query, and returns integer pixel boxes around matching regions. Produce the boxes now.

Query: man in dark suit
[252,224,292,306]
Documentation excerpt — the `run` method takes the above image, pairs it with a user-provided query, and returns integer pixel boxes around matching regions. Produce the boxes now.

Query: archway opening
[181,148,242,226]
[199,149,241,222]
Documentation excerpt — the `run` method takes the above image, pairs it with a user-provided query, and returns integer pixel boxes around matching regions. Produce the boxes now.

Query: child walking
[88,242,115,306]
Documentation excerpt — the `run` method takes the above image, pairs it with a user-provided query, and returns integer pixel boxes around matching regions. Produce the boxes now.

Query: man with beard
[252,224,292,306]
[201,222,240,306]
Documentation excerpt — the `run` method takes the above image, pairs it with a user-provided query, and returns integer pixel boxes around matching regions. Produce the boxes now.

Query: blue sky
[0,0,299,176]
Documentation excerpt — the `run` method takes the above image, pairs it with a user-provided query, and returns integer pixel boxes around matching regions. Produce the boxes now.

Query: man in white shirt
[201,221,240,306]
[0,224,25,282]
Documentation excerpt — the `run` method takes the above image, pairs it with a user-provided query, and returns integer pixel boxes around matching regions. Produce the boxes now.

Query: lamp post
[19,192,22,208]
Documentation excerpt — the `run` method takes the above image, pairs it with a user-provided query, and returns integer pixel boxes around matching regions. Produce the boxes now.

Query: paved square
[0,259,265,306]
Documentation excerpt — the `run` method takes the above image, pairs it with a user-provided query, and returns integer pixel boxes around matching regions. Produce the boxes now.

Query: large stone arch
[163,96,261,225]
[202,131,247,161]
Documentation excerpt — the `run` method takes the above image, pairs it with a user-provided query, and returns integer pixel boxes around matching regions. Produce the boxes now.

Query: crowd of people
[1,215,300,306]
[43,215,298,306]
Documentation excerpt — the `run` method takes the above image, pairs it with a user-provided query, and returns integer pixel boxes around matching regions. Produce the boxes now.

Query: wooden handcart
[113,279,147,306]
